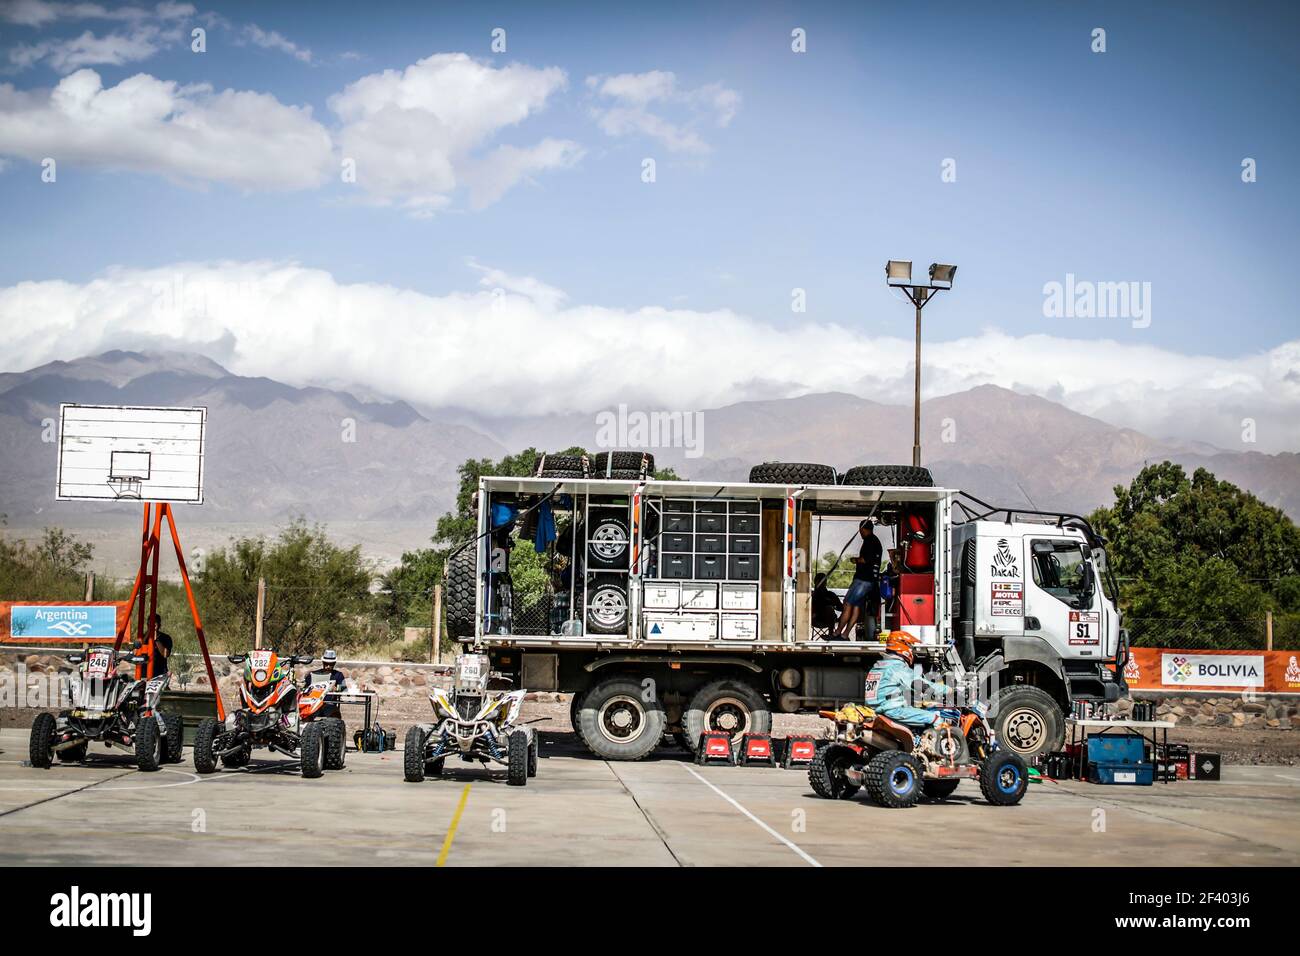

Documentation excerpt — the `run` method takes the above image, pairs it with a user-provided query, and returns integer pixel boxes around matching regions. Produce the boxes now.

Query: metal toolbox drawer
[729,514,760,535]
[695,500,728,514]
[643,614,717,641]
[720,613,759,641]
[663,499,694,513]
[695,533,726,553]
[663,513,693,533]
[681,582,718,610]
[643,583,680,610]
[659,554,693,579]
[695,555,725,580]
[727,554,760,580]
[729,534,759,554]
[696,514,726,534]
[721,583,759,610]
[660,532,693,553]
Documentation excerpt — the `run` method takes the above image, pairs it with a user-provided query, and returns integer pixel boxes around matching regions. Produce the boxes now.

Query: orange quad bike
[192,650,335,778]
[297,674,347,770]
[808,701,1028,808]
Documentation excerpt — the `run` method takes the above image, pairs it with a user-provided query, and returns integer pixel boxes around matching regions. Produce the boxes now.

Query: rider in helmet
[864,632,953,728]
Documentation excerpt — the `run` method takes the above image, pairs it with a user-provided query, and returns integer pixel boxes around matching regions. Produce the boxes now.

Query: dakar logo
[1285,655,1300,686]
[990,539,1019,578]
[1124,655,1140,682]
[1167,656,1194,683]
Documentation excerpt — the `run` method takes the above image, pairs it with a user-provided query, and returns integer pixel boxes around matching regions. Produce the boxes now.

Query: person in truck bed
[811,573,843,633]
[834,520,883,640]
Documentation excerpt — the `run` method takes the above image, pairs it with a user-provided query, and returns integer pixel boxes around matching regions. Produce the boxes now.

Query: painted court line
[682,764,821,867]
[436,783,472,867]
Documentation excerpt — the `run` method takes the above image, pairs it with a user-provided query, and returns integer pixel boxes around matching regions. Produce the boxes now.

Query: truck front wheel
[577,678,665,761]
[994,686,1065,762]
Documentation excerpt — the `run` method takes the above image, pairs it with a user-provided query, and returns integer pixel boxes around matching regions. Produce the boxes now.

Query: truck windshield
[1030,540,1091,605]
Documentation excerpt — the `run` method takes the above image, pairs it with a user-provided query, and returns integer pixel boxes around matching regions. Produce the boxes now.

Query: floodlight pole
[886,271,953,467]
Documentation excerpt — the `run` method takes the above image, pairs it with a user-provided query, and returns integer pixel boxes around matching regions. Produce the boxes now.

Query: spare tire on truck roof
[590,451,655,477]
[535,453,588,479]
[839,464,934,488]
[748,461,837,485]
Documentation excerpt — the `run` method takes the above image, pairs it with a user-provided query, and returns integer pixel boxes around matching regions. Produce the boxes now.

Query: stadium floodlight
[885,260,913,286]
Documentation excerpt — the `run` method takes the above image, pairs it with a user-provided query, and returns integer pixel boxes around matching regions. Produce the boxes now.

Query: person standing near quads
[309,649,347,720]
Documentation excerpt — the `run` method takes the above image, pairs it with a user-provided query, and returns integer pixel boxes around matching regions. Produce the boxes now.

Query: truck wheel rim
[705,698,750,741]
[597,695,645,743]
[590,523,628,560]
[1003,707,1045,753]
[590,588,627,627]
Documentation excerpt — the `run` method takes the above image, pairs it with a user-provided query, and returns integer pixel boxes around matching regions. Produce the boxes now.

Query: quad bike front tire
[577,677,666,761]
[808,743,863,800]
[163,713,184,764]
[922,779,961,800]
[507,730,529,787]
[527,734,539,777]
[979,751,1029,806]
[683,679,772,749]
[864,750,924,808]
[403,726,427,782]
[300,722,326,779]
[135,716,163,772]
[57,740,88,763]
[193,717,219,774]
[29,712,56,769]
[324,718,347,770]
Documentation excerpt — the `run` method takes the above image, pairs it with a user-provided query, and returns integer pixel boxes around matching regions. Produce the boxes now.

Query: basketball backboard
[56,404,207,503]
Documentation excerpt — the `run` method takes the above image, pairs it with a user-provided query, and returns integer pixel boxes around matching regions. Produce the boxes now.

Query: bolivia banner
[0,602,130,644]
[1124,647,1300,693]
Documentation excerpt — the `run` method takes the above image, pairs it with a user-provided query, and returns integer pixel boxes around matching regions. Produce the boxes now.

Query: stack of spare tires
[747,461,934,487]
[535,450,656,480]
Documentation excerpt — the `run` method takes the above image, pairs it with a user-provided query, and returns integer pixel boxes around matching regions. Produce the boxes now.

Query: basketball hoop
[106,476,144,500]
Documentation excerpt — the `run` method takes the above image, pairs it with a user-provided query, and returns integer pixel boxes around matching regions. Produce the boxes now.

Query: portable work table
[325,690,378,748]
[1066,718,1174,783]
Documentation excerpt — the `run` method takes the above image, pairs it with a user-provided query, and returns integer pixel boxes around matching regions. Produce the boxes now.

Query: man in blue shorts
[835,519,882,640]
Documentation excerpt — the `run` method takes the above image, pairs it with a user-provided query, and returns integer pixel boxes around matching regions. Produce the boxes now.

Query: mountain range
[0,351,1296,543]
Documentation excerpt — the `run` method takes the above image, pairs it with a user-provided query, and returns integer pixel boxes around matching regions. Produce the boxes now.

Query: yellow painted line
[436,783,472,867]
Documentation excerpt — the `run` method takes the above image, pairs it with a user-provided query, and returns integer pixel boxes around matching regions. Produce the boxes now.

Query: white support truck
[445,462,1128,762]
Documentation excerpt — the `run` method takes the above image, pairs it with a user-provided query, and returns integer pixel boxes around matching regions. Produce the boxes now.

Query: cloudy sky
[0,0,1296,452]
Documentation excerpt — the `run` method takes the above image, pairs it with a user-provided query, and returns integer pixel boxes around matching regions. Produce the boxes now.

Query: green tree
[0,526,95,602]
[1089,463,1300,647]
[198,520,375,656]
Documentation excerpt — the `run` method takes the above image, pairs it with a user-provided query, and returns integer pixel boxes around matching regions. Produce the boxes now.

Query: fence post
[431,584,443,664]
[254,577,266,649]
[1266,611,1273,651]
[84,571,94,601]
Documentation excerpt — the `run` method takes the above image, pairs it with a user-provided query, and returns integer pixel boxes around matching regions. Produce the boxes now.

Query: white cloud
[0,68,333,188]
[0,2,193,28]
[586,70,739,154]
[2,261,1296,453]
[8,25,174,72]
[329,53,581,214]
[241,23,311,64]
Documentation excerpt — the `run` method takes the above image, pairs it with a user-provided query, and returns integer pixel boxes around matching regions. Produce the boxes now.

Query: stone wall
[1118,691,1297,730]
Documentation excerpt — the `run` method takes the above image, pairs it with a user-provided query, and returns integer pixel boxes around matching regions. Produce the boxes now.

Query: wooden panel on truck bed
[759,505,812,642]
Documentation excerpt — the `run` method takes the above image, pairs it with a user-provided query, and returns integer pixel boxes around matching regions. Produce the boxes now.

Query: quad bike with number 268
[404,654,538,786]
[29,646,183,772]
[192,650,344,778]
[809,701,1028,808]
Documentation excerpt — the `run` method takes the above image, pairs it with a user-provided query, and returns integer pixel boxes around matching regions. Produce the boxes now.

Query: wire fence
[1125,617,1298,651]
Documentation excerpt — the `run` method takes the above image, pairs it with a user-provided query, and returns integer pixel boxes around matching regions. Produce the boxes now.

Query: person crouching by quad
[865,632,952,729]
[834,520,883,641]
[309,649,347,720]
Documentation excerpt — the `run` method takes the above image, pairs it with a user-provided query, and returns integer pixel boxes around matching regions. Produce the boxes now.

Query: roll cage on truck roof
[450,471,1126,763]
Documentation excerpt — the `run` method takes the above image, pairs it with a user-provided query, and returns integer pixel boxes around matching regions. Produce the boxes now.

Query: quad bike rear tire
[922,779,961,800]
[864,750,924,808]
[979,751,1029,806]
[57,741,88,763]
[403,726,427,782]
[324,718,347,770]
[222,744,251,769]
[507,730,529,787]
[444,546,477,640]
[163,713,184,764]
[135,716,163,772]
[808,743,862,800]
[748,461,837,485]
[193,717,219,774]
[840,464,934,488]
[300,721,326,779]
[683,679,771,749]
[577,677,665,761]
[29,712,56,769]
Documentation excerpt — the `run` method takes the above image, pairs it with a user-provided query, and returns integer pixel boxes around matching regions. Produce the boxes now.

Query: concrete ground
[1,727,1298,867]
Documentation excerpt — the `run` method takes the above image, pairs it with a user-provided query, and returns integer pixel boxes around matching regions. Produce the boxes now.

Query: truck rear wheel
[577,678,665,761]
[748,462,837,485]
[840,464,933,488]
[683,679,771,749]
[994,686,1065,762]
